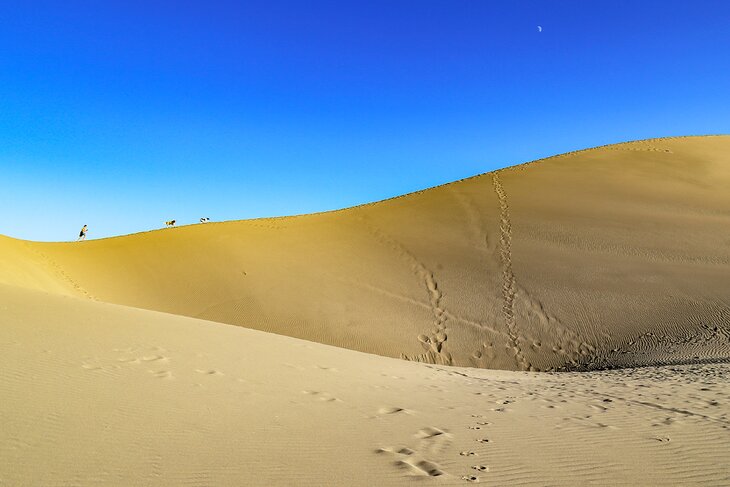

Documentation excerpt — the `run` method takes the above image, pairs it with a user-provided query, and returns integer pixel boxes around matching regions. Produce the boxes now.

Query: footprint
[151,370,173,379]
[472,465,489,472]
[302,390,340,402]
[378,407,408,415]
[477,438,490,443]
[460,451,477,456]
[117,357,141,364]
[315,365,338,372]
[141,355,169,363]
[195,369,222,376]
[462,475,480,482]
[417,427,448,439]
[406,460,444,477]
[377,447,445,477]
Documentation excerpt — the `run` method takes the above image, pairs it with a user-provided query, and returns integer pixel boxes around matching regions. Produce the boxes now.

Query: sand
[1,136,729,485]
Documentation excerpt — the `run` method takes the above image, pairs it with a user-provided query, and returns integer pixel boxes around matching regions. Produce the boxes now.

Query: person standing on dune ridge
[77,225,88,241]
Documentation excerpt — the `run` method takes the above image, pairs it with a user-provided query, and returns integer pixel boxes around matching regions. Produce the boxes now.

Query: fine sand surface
[2,284,729,485]
[1,136,729,485]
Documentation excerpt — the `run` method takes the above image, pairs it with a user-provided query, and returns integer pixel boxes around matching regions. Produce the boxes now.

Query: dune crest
[1,136,729,370]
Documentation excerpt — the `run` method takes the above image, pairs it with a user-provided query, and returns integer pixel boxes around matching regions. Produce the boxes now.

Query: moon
[537,25,543,32]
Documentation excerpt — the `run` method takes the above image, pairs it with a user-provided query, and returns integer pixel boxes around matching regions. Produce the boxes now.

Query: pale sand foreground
[1,284,728,486]
[1,136,730,485]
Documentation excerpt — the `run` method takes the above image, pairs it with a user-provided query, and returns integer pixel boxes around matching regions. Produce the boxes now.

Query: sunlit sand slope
[1,136,729,370]
[1,284,728,486]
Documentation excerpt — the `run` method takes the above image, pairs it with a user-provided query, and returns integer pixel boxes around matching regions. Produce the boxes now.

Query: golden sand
[1,136,728,485]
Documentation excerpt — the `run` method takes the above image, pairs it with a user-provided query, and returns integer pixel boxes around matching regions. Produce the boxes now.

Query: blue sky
[1,1,728,241]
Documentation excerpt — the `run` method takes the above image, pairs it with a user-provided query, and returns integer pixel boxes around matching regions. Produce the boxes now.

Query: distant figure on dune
[165,220,176,227]
[77,225,88,241]
[200,217,210,223]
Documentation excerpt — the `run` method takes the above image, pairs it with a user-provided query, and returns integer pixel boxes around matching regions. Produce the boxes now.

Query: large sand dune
[2,136,729,370]
[2,136,730,485]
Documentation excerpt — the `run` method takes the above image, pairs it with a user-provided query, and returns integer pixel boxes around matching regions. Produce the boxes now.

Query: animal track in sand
[314,365,339,372]
[377,407,409,415]
[150,370,173,379]
[360,216,452,366]
[491,173,530,371]
[302,390,341,402]
[405,459,444,477]
[195,369,223,376]
[377,424,453,478]
[487,175,600,371]
[82,347,177,379]
[25,245,96,300]
[376,447,445,477]
[416,426,449,440]
[560,416,617,430]
[141,355,169,363]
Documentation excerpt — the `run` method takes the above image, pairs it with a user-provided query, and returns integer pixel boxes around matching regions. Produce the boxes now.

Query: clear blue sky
[1,1,728,241]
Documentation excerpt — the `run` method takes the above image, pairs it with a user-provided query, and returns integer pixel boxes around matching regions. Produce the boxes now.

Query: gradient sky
[1,1,729,241]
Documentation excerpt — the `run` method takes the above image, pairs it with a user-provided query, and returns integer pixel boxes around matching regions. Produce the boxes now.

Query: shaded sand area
[1,284,729,485]
[1,136,730,484]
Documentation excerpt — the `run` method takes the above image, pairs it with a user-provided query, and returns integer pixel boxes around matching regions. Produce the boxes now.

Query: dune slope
[1,284,728,486]
[1,136,729,370]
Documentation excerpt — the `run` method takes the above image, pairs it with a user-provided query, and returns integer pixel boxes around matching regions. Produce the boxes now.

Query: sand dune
[2,136,729,370]
[1,136,730,485]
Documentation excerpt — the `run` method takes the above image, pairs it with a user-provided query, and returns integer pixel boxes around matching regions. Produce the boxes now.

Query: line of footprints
[377,413,492,482]
[460,415,491,483]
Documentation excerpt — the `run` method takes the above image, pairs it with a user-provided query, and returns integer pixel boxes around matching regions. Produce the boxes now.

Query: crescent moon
[537,26,542,32]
